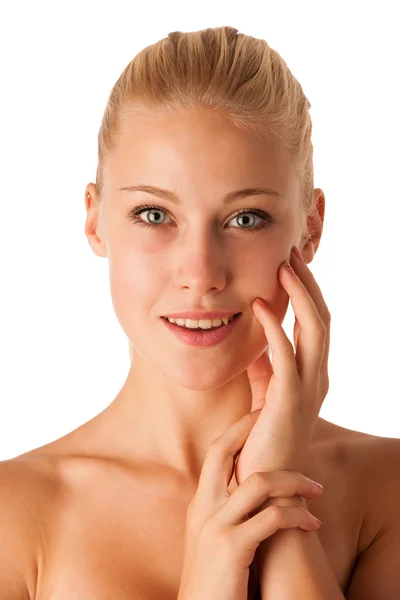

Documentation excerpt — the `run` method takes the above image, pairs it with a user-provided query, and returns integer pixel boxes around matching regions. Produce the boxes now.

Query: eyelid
[127,202,274,233]
[128,202,270,221]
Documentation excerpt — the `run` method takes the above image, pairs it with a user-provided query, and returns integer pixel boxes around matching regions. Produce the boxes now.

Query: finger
[252,296,298,385]
[278,256,326,387]
[290,248,331,387]
[197,409,262,504]
[246,350,273,412]
[218,470,322,526]
[238,503,321,547]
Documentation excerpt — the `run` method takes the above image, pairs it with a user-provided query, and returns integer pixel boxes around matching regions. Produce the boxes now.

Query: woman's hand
[178,409,323,600]
[235,246,331,487]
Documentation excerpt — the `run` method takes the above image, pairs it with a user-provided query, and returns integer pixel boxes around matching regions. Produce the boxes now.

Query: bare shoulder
[317,417,400,553]
[345,424,400,554]
[315,415,400,459]
[320,420,400,598]
[318,416,400,489]
[0,455,62,598]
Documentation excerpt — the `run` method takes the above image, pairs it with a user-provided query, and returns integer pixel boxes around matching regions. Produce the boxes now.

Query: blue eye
[127,203,274,234]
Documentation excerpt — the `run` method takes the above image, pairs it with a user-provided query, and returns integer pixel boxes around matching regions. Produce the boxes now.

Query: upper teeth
[166,316,235,329]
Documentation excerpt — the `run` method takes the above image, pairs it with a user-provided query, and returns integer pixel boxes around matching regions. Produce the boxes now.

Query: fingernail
[255,298,267,308]
[292,246,305,262]
[311,480,324,490]
[313,516,322,525]
[284,262,295,275]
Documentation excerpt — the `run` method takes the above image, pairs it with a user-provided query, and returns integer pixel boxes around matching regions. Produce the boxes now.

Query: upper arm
[345,437,400,599]
[0,460,40,600]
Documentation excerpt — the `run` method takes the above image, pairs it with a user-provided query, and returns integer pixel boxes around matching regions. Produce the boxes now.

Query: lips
[162,311,242,346]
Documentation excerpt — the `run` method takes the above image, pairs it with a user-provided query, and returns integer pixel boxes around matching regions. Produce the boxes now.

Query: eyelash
[126,203,274,234]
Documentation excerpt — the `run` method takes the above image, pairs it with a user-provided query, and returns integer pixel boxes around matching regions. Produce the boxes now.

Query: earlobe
[85,218,107,258]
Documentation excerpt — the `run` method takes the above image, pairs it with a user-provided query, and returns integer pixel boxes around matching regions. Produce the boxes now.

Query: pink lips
[161,313,242,347]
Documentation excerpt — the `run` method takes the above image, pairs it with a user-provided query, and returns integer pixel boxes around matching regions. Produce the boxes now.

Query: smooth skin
[178,407,322,600]
[0,107,400,599]
[236,247,330,483]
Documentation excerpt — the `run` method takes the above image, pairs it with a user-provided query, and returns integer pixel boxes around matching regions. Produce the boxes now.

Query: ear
[300,188,325,264]
[84,184,108,258]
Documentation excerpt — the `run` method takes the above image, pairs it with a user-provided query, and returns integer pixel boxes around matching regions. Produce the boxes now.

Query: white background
[0,1,399,460]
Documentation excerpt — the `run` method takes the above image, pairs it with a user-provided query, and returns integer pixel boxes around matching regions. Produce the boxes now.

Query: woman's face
[91,108,305,390]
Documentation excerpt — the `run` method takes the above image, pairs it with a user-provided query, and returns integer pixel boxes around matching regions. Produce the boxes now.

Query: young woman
[1,26,399,600]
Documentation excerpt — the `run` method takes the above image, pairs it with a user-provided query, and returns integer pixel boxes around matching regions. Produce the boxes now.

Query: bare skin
[2,412,399,599]
[2,107,399,598]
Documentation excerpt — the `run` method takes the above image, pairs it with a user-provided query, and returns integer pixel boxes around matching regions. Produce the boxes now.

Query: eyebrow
[118,184,282,205]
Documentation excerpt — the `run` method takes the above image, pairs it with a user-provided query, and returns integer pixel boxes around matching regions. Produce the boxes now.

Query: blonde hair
[93,26,317,363]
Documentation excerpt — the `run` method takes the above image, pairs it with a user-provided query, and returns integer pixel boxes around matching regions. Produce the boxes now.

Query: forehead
[105,108,298,201]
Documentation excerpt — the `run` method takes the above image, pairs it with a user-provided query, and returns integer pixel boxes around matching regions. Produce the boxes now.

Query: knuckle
[247,471,268,488]
[314,322,327,342]
[267,504,285,524]
[281,342,295,359]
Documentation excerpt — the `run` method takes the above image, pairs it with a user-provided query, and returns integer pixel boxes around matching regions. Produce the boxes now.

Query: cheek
[108,245,164,323]
[246,258,288,308]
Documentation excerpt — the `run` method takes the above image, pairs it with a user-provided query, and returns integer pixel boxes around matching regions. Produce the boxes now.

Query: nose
[173,239,229,296]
